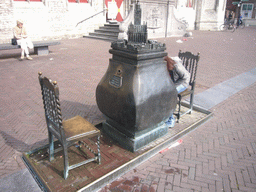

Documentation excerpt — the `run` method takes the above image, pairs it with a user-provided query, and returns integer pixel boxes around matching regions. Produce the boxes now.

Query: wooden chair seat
[63,115,100,142]
[178,88,192,97]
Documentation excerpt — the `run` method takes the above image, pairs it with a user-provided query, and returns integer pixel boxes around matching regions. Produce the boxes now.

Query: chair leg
[48,132,54,162]
[63,144,69,179]
[189,92,195,114]
[97,135,101,164]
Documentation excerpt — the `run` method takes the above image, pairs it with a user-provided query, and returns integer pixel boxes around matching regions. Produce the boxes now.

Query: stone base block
[102,121,168,152]
[34,46,49,55]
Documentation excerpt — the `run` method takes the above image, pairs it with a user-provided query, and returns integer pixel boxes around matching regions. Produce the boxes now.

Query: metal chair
[38,72,101,179]
[175,50,200,122]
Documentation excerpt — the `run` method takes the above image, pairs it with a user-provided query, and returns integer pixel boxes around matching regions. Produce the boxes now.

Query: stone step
[84,23,120,42]
[95,28,119,34]
[89,32,119,38]
[83,35,117,42]
[99,26,120,31]
[104,24,119,28]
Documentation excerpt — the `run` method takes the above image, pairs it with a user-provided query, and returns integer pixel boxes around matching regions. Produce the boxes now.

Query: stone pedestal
[96,2,177,152]
[96,41,177,152]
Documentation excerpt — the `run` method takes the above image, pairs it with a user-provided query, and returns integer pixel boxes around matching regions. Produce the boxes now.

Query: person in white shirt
[13,20,33,60]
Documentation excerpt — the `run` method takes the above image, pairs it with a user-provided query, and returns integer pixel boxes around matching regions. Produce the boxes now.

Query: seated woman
[165,56,190,127]
[13,20,33,60]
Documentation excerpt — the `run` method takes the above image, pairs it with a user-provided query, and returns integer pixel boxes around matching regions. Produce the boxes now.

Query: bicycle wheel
[240,23,245,29]
[178,24,186,31]
[228,25,236,32]
[219,24,227,31]
[185,22,189,29]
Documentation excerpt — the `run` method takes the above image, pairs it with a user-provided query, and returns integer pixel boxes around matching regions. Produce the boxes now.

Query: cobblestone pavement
[0,26,256,191]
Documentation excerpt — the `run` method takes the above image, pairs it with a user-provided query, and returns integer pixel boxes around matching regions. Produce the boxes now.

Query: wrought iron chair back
[178,50,200,86]
[175,50,200,122]
[38,72,101,179]
[39,73,66,143]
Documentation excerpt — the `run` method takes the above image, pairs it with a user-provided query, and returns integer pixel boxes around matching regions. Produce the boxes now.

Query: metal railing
[76,9,106,27]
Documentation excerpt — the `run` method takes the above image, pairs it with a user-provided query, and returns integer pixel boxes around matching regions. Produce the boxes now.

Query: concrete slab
[0,169,42,192]
[192,67,256,110]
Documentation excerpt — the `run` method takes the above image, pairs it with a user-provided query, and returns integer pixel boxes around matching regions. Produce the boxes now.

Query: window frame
[68,0,88,3]
[242,3,253,11]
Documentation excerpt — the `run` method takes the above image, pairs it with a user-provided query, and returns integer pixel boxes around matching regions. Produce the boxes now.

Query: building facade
[1,0,230,43]
[119,0,227,38]
[0,0,106,43]
[226,0,256,26]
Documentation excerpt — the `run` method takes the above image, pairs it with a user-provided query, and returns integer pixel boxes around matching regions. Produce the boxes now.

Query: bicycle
[178,17,189,31]
[219,21,236,32]
[236,19,245,29]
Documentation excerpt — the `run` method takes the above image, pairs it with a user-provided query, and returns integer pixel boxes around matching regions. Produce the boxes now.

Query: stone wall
[140,1,168,38]
[0,0,105,43]
[0,0,228,43]
[124,0,188,38]
[197,0,226,30]
[121,0,226,39]
[0,0,14,43]
[244,18,256,26]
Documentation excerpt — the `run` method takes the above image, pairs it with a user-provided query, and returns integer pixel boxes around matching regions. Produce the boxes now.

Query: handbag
[11,38,17,45]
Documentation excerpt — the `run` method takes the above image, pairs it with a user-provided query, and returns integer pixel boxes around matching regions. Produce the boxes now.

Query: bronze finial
[53,81,57,85]
[38,72,42,76]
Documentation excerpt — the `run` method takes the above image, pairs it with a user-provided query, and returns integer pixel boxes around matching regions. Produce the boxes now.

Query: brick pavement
[0,38,111,179]
[20,103,208,192]
[0,26,256,191]
[99,83,256,192]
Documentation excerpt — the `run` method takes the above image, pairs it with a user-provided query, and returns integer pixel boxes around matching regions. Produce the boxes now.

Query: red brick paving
[1,26,256,191]
[99,79,256,192]
[21,103,208,191]
[97,28,256,191]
